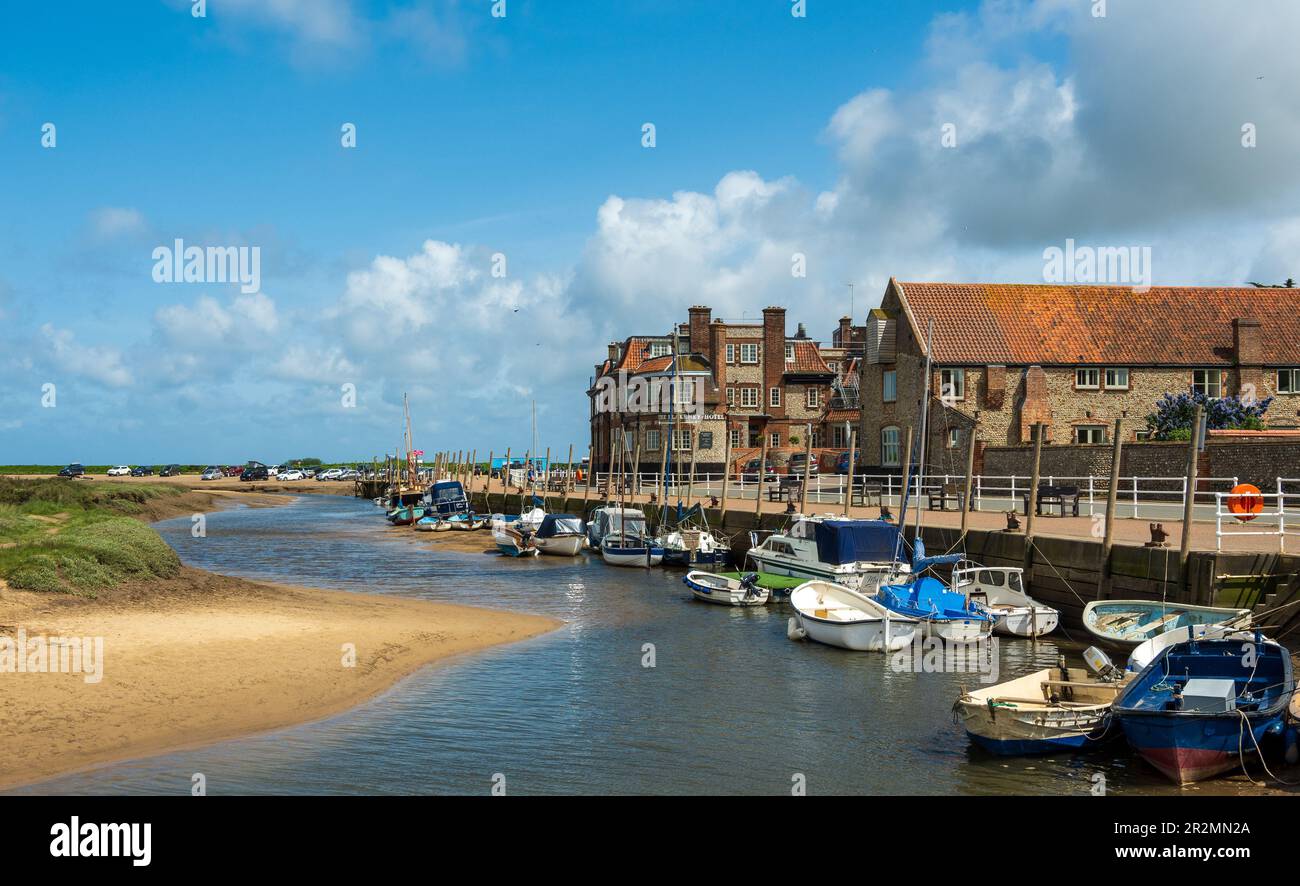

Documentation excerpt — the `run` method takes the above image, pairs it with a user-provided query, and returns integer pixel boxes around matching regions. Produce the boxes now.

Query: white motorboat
[601,532,664,567]
[954,563,1059,637]
[746,515,908,592]
[586,505,648,551]
[683,571,770,606]
[534,514,586,557]
[787,580,918,652]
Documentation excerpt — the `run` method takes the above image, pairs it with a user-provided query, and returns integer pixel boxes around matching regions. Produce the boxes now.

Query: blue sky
[1,1,1297,464]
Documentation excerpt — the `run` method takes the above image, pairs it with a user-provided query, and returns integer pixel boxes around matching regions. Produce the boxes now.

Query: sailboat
[601,428,664,567]
[871,320,993,642]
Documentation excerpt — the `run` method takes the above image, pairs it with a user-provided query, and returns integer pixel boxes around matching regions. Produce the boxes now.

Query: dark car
[159,464,182,477]
[240,462,270,481]
[787,453,820,477]
[739,458,777,482]
[57,463,85,478]
[834,451,852,475]
[130,466,154,477]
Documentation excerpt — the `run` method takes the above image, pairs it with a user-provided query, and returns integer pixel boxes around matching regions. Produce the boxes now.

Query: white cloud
[40,324,133,388]
[89,207,146,239]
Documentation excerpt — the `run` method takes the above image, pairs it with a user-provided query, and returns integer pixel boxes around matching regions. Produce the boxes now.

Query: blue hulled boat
[874,539,994,643]
[1112,635,1295,784]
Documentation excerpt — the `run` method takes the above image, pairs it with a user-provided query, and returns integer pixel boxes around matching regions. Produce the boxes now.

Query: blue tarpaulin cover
[813,520,901,565]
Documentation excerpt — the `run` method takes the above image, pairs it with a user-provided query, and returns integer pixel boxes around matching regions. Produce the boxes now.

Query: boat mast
[911,320,936,554]
[663,325,678,527]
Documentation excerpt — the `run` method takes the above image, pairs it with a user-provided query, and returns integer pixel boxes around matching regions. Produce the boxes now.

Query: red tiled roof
[786,340,833,374]
[896,282,1300,365]
[615,338,652,372]
[823,409,859,423]
[635,355,674,373]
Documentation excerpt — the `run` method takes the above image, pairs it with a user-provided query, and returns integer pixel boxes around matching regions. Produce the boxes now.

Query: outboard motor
[1083,646,1120,681]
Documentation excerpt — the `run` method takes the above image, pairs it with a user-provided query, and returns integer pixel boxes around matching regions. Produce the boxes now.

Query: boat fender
[787,617,807,641]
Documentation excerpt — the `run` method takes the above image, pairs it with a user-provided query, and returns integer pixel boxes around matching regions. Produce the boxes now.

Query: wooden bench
[852,481,883,507]
[927,482,965,511]
[1021,484,1080,517]
[766,477,803,502]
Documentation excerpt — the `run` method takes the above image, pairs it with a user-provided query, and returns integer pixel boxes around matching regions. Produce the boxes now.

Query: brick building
[856,279,1300,475]
[589,306,842,475]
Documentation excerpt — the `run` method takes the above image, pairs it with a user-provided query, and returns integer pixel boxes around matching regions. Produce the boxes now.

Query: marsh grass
[0,479,184,594]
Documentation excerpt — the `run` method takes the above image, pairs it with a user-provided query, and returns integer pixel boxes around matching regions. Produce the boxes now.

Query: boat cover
[537,514,584,538]
[430,481,470,515]
[813,520,900,565]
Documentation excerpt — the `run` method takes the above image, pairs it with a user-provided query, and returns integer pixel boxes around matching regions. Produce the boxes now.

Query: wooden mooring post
[1023,423,1044,574]
[1097,418,1124,599]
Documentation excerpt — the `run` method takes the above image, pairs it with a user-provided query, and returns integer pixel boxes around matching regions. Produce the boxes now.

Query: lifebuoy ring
[1227,483,1264,522]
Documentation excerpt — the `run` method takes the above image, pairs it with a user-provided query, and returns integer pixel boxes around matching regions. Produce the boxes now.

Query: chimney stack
[688,305,712,354]
[1233,318,1261,365]
[838,315,852,347]
[607,342,620,363]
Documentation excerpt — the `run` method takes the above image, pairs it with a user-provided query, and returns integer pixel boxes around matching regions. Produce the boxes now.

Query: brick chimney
[762,307,786,417]
[688,306,711,354]
[837,315,852,347]
[1019,365,1053,443]
[1233,318,1261,365]
[710,320,727,393]
[607,342,619,364]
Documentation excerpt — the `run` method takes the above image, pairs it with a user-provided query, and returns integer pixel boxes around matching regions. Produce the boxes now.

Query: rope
[1236,708,1299,787]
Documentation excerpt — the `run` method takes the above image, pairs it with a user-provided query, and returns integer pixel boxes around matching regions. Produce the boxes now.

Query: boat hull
[790,581,918,652]
[956,667,1130,756]
[745,551,895,592]
[1083,600,1251,649]
[1117,715,1280,784]
[992,606,1060,638]
[602,547,664,567]
[536,535,584,557]
[682,572,770,606]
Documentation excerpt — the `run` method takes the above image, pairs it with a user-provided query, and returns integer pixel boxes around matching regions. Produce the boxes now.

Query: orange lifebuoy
[1227,483,1264,522]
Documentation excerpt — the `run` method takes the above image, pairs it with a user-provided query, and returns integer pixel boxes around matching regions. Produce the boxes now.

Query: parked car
[159,464,182,477]
[130,466,153,477]
[58,463,85,478]
[301,467,317,478]
[240,462,270,481]
[279,469,305,481]
[834,451,852,475]
[266,465,282,477]
[338,469,361,480]
[787,453,820,477]
[201,467,223,481]
[317,468,344,481]
[106,465,131,476]
[739,458,778,482]
[224,465,243,477]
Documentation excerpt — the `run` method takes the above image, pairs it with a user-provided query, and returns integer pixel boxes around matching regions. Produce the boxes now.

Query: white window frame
[883,369,897,403]
[648,341,671,358]
[832,425,848,448]
[770,386,781,408]
[740,343,759,364]
[940,368,965,401]
[881,426,901,467]
[1278,368,1300,394]
[1075,368,1100,390]
[672,429,692,452]
[728,428,742,449]
[806,387,820,409]
[770,431,781,448]
[726,386,735,406]
[784,343,794,361]
[1074,425,1106,445]
[725,343,735,364]
[646,429,661,451]
[1104,367,1129,390]
[946,428,961,449]
[740,387,758,408]
[1192,369,1223,399]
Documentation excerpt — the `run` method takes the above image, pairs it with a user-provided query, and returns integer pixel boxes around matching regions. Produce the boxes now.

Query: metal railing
[1214,491,1299,551]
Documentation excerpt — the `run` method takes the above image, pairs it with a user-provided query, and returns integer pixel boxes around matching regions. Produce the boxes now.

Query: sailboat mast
[912,320,935,543]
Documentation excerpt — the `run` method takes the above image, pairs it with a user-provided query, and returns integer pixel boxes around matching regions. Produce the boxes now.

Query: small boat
[746,516,908,591]
[388,504,426,526]
[601,532,664,567]
[715,571,805,598]
[788,580,919,652]
[955,653,1132,755]
[1126,621,1259,673]
[586,506,648,552]
[413,515,449,532]
[1112,635,1295,783]
[1083,600,1252,649]
[874,541,994,643]
[954,563,1059,638]
[492,520,539,557]
[661,528,732,569]
[445,513,486,531]
[534,514,586,557]
[683,571,770,606]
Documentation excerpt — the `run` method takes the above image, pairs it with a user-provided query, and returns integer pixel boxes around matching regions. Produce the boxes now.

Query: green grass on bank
[0,479,183,594]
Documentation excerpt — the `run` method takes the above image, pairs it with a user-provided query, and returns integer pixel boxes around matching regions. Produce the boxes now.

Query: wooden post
[1097,418,1124,599]
[960,422,978,538]
[1179,404,1204,586]
[685,436,698,509]
[754,432,769,522]
[582,444,594,511]
[481,451,492,507]
[604,429,616,501]
[845,430,857,518]
[630,441,642,501]
[543,447,551,507]
[1024,423,1045,572]
[658,433,670,503]
[564,444,574,499]
[719,426,732,524]
[503,447,512,499]
[798,423,813,516]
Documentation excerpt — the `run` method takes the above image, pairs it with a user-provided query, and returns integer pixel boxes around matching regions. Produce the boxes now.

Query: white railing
[1214,491,1298,552]
[580,471,1252,522]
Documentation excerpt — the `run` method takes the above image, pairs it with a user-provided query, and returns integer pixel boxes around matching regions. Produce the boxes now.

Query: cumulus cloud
[89,207,146,239]
[40,324,133,388]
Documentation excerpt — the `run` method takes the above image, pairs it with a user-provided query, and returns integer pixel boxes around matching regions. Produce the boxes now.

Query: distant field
[0,465,360,475]
[0,479,185,594]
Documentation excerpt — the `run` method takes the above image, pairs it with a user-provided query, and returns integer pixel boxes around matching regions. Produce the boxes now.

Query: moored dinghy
[601,532,664,567]
[954,563,1059,638]
[788,580,918,652]
[875,540,994,643]
[683,571,769,607]
[1112,635,1295,784]
[1083,600,1252,649]
[955,650,1132,755]
[534,514,586,557]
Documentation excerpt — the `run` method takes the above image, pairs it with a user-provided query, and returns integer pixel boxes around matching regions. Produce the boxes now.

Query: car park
[106,465,131,476]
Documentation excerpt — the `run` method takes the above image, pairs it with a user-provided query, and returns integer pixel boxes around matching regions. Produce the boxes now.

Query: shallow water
[11,495,1237,795]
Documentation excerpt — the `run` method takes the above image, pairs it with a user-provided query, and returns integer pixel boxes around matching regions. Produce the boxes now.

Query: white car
[106,465,131,476]
[317,468,344,481]
[200,468,223,481]
[278,469,305,481]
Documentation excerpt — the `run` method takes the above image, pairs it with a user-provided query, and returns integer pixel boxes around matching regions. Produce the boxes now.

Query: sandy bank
[0,567,559,791]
